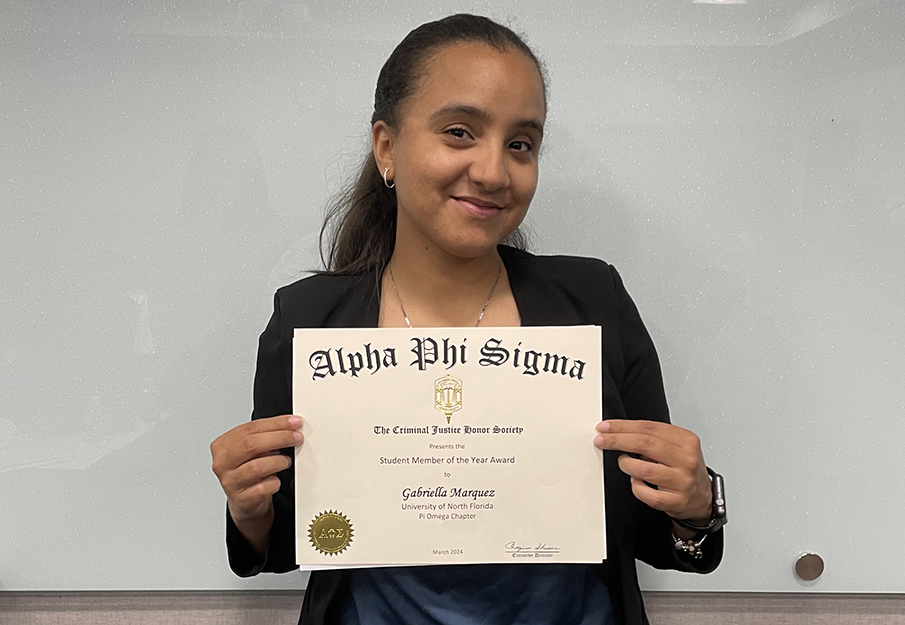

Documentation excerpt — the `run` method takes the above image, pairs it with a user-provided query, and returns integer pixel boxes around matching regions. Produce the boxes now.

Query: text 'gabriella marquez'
[306,337,587,380]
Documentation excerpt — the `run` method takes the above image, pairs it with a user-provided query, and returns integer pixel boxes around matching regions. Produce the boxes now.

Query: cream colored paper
[293,326,605,568]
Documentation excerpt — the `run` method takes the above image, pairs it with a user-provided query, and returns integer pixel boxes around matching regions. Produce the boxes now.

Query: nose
[468,143,509,192]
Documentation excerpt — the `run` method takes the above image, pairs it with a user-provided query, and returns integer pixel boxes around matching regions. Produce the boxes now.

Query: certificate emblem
[308,511,353,555]
[434,373,463,423]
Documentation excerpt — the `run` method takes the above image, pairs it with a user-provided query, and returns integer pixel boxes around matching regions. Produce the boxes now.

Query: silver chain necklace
[388,261,503,328]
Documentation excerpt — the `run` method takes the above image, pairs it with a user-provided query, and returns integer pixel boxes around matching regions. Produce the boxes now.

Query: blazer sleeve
[610,266,723,574]
[226,291,299,577]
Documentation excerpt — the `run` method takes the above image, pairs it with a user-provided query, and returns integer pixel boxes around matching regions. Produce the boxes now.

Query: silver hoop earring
[383,166,395,189]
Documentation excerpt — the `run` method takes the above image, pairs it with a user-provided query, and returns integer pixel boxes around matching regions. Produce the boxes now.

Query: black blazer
[226,245,723,625]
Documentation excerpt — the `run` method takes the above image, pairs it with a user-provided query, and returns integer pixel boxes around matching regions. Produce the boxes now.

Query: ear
[372,120,396,180]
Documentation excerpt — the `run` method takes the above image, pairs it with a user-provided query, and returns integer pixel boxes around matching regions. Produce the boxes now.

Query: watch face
[708,468,727,525]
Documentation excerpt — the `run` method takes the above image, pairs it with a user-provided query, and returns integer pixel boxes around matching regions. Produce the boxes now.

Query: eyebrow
[429,103,544,138]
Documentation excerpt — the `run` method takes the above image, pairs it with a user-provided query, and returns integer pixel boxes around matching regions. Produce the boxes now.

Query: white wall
[1,0,902,591]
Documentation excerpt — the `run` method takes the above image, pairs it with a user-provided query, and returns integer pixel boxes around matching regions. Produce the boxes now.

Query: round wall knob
[795,553,825,581]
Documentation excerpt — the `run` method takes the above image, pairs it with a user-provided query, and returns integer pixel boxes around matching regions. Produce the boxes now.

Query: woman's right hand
[211,414,303,548]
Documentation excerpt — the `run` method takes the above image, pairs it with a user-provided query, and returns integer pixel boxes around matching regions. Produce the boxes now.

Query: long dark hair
[319,14,546,275]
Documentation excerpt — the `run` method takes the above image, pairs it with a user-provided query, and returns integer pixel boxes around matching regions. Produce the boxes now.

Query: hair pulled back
[320,13,545,275]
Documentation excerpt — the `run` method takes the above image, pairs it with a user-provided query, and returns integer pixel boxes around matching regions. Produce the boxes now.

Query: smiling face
[374,43,546,263]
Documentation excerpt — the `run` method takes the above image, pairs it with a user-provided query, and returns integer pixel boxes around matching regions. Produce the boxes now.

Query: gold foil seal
[308,511,353,556]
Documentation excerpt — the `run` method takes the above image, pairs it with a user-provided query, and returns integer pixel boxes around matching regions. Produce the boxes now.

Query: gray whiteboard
[1,0,903,592]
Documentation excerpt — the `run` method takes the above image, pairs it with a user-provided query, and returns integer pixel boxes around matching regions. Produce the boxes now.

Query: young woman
[211,14,723,625]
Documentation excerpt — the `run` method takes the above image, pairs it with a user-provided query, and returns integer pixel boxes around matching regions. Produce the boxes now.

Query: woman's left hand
[594,419,712,524]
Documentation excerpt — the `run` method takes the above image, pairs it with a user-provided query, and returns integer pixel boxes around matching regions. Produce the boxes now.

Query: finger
[632,474,713,521]
[232,429,302,468]
[214,415,302,450]
[224,453,294,494]
[594,430,677,465]
[214,429,302,478]
[228,475,283,521]
[618,456,713,520]
[249,414,303,433]
[597,419,693,440]
[211,415,301,463]
[597,419,700,447]
[595,420,700,466]
[617,453,667,484]
[627,475,689,517]
[616,454,698,492]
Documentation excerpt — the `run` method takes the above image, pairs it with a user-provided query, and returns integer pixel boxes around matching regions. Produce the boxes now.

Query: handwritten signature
[504,541,561,553]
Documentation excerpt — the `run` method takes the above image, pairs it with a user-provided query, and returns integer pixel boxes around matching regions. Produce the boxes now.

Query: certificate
[293,326,605,568]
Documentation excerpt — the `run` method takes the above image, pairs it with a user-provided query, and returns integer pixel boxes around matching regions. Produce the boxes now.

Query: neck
[382,242,507,327]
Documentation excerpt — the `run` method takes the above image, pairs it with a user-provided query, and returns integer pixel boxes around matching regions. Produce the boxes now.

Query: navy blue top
[341,564,615,624]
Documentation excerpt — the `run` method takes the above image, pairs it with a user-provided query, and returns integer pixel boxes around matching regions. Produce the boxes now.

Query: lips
[455,196,505,220]
[457,196,504,209]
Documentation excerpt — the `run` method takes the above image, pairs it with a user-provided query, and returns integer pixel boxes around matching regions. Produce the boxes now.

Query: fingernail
[288,415,302,426]
[593,435,604,448]
[293,431,303,444]
[597,421,610,433]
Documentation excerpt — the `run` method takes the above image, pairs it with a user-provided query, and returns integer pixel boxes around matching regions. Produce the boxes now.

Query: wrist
[671,467,727,536]
[229,502,275,555]
[684,506,714,528]
[671,520,703,541]
[670,467,726,560]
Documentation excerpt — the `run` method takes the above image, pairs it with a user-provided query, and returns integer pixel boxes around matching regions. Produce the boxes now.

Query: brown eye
[446,127,470,139]
[509,140,532,152]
